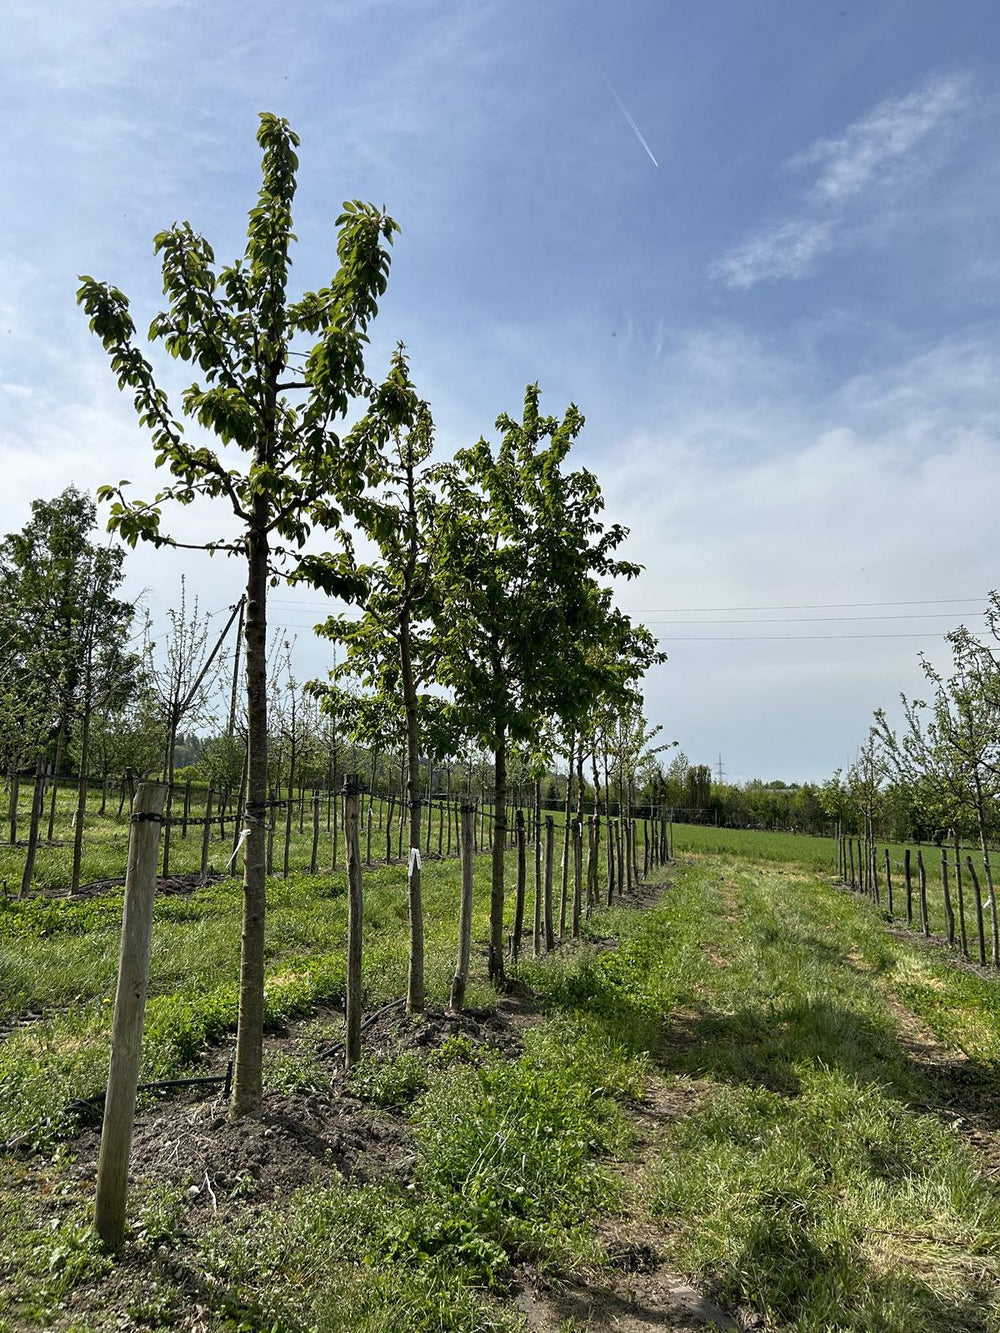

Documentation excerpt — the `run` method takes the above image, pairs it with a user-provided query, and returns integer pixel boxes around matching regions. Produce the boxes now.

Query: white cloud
[598,328,1000,779]
[796,71,971,205]
[707,219,834,290]
[711,70,977,290]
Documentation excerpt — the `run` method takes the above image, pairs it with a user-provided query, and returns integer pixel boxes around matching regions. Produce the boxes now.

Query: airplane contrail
[603,74,659,168]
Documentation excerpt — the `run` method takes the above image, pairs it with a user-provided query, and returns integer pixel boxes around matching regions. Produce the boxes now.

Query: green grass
[4,833,1000,1330]
[537,852,1000,1331]
[0,852,509,1146]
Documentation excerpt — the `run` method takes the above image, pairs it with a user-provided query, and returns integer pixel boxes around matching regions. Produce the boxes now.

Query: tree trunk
[511,809,526,963]
[71,688,93,895]
[450,800,476,1011]
[19,755,44,897]
[231,521,268,1116]
[533,777,542,955]
[489,730,507,984]
[399,600,425,1015]
[343,775,364,1067]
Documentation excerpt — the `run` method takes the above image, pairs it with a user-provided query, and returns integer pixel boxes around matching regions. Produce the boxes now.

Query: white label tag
[227,826,251,871]
[409,847,422,872]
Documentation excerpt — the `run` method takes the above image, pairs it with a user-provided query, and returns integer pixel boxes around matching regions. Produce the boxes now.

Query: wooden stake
[200,785,214,885]
[940,848,954,947]
[93,782,168,1250]
[342,776,364,1069]
[543,815,555,952]
[510,810,526,963]
[966,857,987,966]
[450,800,476,1011]
[917,850,929,937]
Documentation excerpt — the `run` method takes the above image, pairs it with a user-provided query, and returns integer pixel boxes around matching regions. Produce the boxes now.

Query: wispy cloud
[711,71,975,290]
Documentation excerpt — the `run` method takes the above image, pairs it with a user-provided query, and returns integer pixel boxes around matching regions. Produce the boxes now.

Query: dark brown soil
[71,1088,415,1217]
[60,985,545,1228]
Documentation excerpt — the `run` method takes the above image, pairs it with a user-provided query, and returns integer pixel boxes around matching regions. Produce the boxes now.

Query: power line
[642,612,982,626]
[622,597,985,613]
[654,631,958,642]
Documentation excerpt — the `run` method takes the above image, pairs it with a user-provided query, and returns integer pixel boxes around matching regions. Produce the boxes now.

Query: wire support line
[654,631,963,642]
[618,597,986,613]
[642,612,986,626]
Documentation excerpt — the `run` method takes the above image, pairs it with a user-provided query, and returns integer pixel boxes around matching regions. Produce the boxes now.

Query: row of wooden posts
[837,833,1000,968]
[93,778,675,1248]
[8,763,670,891]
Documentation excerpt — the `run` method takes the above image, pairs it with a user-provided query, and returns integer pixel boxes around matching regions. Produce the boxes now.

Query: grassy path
[547,854,1000,1332]
[2,848,1000,1331]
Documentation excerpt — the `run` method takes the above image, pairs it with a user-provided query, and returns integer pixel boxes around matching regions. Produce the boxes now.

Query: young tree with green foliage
[314,353,449,1013]
[78,113,404,1114]
[0,487,137,892]
[428,386,646,984]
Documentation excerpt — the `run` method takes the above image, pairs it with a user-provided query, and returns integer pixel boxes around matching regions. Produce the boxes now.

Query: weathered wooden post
[884,848,893,918]
[966,857,987,966]
[19,755,45,898]
[450,799,476,1011]
[310,789,320,875]
[917,850,929,936]
[200,784,214,884]
[606,815,616,906]
[940,848,955,946]
[342,775,364,1069]
[904,848,913,925]
[571,818,583,938]
[510,809,526,963]
[586,815,598,917]
[93,781,168,1250]
[543,815,556,951]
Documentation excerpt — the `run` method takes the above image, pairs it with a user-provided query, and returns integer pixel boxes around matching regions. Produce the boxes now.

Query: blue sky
[3,0,1000,781]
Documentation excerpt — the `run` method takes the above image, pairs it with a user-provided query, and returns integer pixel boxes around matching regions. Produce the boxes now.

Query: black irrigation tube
[2,1054,235,1151]
[316,996,407,1060]
[6,993,406,1151]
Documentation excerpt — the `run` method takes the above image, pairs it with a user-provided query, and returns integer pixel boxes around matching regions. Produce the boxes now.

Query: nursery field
[3,841,1000,1332]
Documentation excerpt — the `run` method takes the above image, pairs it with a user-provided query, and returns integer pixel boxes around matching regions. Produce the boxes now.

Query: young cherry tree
[314,350,452,1014]
[429,385,646,985]
[78,113,404,1114]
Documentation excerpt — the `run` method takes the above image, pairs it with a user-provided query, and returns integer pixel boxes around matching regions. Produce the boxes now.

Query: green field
[3,829,1000,1331]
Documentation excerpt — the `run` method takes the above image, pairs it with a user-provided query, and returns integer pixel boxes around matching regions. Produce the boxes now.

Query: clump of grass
[350,1051,429,1107]
[651,1067,1000,1330]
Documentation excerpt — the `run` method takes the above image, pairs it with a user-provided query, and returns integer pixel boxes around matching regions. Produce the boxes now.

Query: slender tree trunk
[71,688,93,895]
[231,519,268,1116]
[400,611,424,1015]
[489,730,507,984]
[19,755,44,897]
[511,809,526,963]
[450,800,475,1011]
[533,777,542,955]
